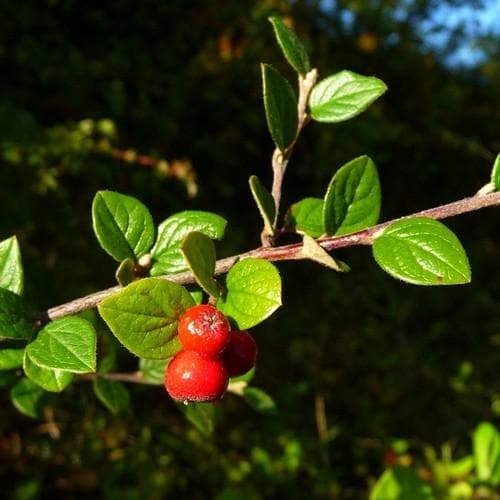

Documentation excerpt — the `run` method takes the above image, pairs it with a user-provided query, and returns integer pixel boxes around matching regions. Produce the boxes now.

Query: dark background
[0,0,499,498]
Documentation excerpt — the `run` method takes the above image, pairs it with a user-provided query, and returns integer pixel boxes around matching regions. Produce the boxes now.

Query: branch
[38,190,500,323]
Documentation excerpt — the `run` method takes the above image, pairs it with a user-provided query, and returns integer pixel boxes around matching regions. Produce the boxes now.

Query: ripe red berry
[165,350,228,402]
[220,330,258,377]
[178,304,231,356]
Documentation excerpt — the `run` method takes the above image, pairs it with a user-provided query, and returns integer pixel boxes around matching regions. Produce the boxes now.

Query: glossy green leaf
[151,211,226,276]
[310,70,387,123]
[23,351,73,393]
[139,357,168,385]
[268,16,310,75]
[286,197,324,238]
[10,378,46,419]
[0,236,23,294]
[301,234,350,272]
[249,175,276,233]
[181,232,221,298]
[372,217,471,286]
[0,288,32,340]
[93,378,130,414]
[323,156,381,236]
[178,402,215,436]
[261,63,298,151]
[98,278,194,359]
[217,258,281,329]
[92,190,155,261]
[0,345,24,370]
[491,154,500,191]
[243,387,277,414]
[26,316,97,373]
[115,257,136,286]
[473,422,500,485]
[370,467,435,500]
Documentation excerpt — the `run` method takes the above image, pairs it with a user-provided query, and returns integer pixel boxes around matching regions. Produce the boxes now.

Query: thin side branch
[39,190,500,323]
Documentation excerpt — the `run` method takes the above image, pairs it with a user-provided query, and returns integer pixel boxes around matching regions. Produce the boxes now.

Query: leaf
[93,378,130,414]
[243,387,277,414]
[23,351,73,393]
[0,345,24,370]
[249,175,276,233]
[139,357,168,385]
[92,190,155,261]
[448,455,475,478]
[301,235,350,272]
[180,232,221,298]
[98,278,194,359]
[0,236,23,294]
[151,211,227,276]
[309,70,387,123]
[323,155,381,236]
[177,402,215,436]
[26,316,97,373]
[0,288,32,340]
[261,63,298,151]
[372,217,471,286]
[217,258,281,330]
[491,154,500,191]
[115,258,136,286]
[10,378,46,419]
[190,290,203,305]
[268,16,310,75]
[370,467,435,500]
[286,197,324,238]
[473,422,500,485]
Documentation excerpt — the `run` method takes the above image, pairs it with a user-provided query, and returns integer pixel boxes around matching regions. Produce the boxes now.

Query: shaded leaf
[0,345,24,370]
[249,175,276,233]
[301,235,350,272]
[93,378,130,414]
[370,467,435,499]
[286,197,324,238]
[177,402,215,436]
[10,378,46,419]
[243,387,277,414]
[0,288,32,340]
[115,258,136,286]
[0,236,23,295]
[139,357,168,385]
[23,351,73,392]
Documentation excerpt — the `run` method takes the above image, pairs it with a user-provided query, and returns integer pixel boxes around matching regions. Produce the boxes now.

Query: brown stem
[38,190,500,324]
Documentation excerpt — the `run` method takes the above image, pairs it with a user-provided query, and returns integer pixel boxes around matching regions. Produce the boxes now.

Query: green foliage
[249,175,276,234]
[473,422,500,485]
[0,236,23,295]
[372,217,471,285]
[9,378,46,419]
[23,351,74,392]
[115,257,136,286]
[286,197,324,238]
[178,402,216,436]
[93,378,130,414]
[0,288,32,340]
[491,154,500,190]
[301,234,349,272]
[0,344,24,370]
[243,387,277,414]
[139,357,168,385]
[370,467,435,499]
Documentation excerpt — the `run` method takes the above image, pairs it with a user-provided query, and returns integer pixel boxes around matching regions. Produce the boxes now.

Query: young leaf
[261,63,298,151]
[286,197,324,238]
[370,467,435,500]
[249,175,276,233]
[0,288,32,340]
[190,289,204,305]
[139,357,168,385]
[23,351,74,393]
[92,190,155,261]
[243,387,277,414]
[26,316,97,373]
[217,258,281,329]
[0,236,23,295]
[10,378,46,419]
[301,234,350,272]
[372,217,471,286]
[98,278,194,359]
[309,70,387,123]
[492,154,500,191]
[473,422,500,485]
[180,232,221,298]
[0,345,24,370]
[268,16,310,75]
[323,155,381,236]
[151,211,226,276]
[177,402,215,436]
[93,378,130,414]
[115,258,136,286]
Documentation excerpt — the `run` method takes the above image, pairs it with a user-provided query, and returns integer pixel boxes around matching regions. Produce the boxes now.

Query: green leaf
[243,387,277,414]
[10,378,46,419]
[323,155,381,236]
[92,190,155,261]
[23,351,73,393]
[151,211,227,276]
[0,288,32,340]
[309,70,387,123]
[249,175,276,233]
[139,357,168,385]
[286,197,324,238]
[217,258,281,329]
[301,234,350,272]
[177,402,215,436]
[473,422,500,485]
[0,371,17,387]
[491,154,500,191]
[98,278,194,359]
[261,63,298,151]
[115,258,136,286]
[268,16,310,75]
[370,467,435,500]
[93,378,130,414]
[448,455,475,478]
[26,316,97,373]
[181,232,221,298]
[372,217,471,286]
[190,290,204,305]
[0,236,23,294]
[0,345,24,370]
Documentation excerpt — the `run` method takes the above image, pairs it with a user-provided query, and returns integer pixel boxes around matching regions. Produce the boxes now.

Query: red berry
[178,304,230,356]
[220,330,258,377]
[165,350,228,402]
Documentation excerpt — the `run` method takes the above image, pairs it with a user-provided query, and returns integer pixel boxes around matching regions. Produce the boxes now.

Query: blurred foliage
[0,0,500,498]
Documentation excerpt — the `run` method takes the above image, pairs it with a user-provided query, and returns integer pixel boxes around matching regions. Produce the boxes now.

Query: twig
[38,190,500,323]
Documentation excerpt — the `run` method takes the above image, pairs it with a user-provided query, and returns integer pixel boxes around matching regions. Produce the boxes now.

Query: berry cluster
[165,304,257,402]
